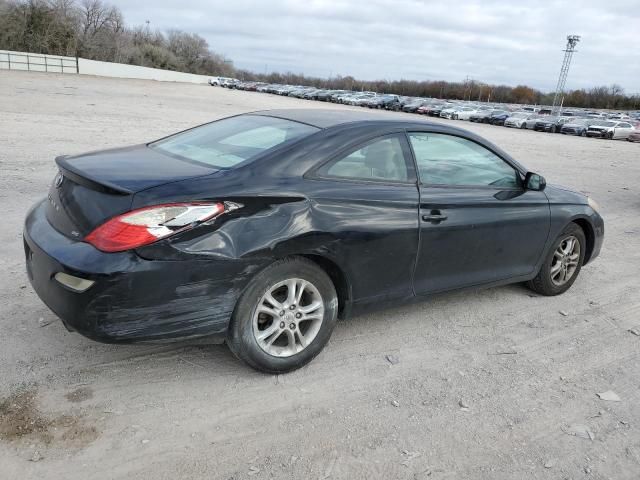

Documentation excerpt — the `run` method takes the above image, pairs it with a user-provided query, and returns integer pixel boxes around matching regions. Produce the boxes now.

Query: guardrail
[0,50,78,74]
[0,50,210,84]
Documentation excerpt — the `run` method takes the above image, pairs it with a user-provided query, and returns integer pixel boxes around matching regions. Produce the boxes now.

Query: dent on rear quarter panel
[178,199,315,259]
[107,198,322,342]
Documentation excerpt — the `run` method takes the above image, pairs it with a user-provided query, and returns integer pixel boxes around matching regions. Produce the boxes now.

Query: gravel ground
[1,70,639,480]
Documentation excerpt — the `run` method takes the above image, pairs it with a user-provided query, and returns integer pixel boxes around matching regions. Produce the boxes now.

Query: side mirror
[525,172,546,191]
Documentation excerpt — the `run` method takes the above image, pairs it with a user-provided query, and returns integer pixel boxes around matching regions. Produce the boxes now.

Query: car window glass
[619,123,631,128]
[150,115,319,168]
[408,133,519,188]
[221,126,287,149]
[321,136,409,182]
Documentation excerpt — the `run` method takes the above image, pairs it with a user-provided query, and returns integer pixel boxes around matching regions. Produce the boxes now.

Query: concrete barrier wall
[1,50,211,84]
[78,58,210,84]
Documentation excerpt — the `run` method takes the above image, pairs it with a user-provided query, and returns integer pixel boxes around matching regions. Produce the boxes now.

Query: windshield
[150,115,319,168]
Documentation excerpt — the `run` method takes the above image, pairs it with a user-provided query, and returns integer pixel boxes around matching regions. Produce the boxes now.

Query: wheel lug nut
[279,321,285,328]
[279,310,285,316]
[289,323,295,329]
[289,305,296,310]
[295,313,302,319]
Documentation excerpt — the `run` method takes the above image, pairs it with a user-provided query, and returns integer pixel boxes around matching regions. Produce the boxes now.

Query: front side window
[408,133,520,188]
[151,115,319,168]
[319,135,410,182]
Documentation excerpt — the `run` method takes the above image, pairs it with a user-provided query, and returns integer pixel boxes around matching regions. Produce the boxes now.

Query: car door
[615,122,632,139]
[407,131,550,295]
[307,133,420,304]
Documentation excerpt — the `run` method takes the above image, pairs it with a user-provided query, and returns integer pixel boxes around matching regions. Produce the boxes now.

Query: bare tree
[76,0,121,57]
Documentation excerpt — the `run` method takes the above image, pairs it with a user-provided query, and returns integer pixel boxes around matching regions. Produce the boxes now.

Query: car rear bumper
[24,200,247,343]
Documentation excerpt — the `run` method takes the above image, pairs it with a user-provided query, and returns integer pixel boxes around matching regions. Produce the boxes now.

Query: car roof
[250,108,440,129]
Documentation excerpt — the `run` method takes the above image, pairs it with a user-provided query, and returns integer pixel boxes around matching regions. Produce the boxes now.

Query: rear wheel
[227,257,338,373]
[526,223,585,296]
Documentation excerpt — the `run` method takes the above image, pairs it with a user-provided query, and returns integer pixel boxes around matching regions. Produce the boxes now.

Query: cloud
[110,0,640,93]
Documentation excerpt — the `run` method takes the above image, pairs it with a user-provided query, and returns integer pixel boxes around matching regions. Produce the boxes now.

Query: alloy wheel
[550,235,581,286]
[253,278,325,357]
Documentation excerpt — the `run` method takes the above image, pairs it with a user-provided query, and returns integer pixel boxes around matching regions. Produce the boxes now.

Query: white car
[586,121,636,140]
[439,106,458,119]
[504,112,531,128]
[220,78,239,88]
[210,77,237,87]
[453,107,478,121]
[349,94,375,106]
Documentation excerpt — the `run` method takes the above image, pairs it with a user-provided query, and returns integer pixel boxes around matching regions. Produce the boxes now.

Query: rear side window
[150,115,319,168]
[318,135,411,183]
[408,133,520,188]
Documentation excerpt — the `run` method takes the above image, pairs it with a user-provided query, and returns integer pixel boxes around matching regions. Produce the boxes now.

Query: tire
[520,123,526,129]
[226,257,338,373]
[453,114,458,120]
[526,223,586,296]
[581,130,586,137]
[607,131,613,140]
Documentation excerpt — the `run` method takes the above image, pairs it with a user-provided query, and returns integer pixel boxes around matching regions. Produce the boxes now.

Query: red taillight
[85,202,224,252]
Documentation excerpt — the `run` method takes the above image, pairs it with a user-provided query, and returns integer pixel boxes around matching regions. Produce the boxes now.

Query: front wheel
[227,257,338,373]
[526,223,586,296]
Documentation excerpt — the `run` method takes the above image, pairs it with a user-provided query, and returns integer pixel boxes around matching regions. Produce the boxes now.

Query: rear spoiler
[55,155,132,195]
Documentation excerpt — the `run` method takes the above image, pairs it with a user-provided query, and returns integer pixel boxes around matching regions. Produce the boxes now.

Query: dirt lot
[1,70,639,480]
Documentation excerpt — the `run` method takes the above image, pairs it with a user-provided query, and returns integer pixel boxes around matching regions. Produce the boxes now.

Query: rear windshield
[150,115,319,168]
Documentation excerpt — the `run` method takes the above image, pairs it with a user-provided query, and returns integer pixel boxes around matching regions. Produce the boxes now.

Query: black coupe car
[24,109,604,373]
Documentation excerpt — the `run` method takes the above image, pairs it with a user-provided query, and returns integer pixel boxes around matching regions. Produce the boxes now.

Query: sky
[109,0,640,93]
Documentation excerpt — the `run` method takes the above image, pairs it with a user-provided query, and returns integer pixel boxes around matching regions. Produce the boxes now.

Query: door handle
[422,211,448,223]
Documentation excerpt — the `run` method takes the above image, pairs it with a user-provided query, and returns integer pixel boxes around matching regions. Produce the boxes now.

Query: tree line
[0,0,236,76]
[1,0,638,110]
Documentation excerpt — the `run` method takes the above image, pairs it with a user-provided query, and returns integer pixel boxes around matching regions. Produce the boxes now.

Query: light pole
[552,35,580,113]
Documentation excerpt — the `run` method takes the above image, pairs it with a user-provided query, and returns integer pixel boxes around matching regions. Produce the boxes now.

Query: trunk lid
[46,145,216,239]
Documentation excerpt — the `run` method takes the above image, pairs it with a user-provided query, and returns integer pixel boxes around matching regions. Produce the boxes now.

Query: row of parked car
[208,78,640,142]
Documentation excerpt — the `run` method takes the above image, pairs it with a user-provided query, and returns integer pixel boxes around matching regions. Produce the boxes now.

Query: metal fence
[0,50,78,74]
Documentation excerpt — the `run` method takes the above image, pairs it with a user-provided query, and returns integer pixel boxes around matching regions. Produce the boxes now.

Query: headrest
[364,141,396,170]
